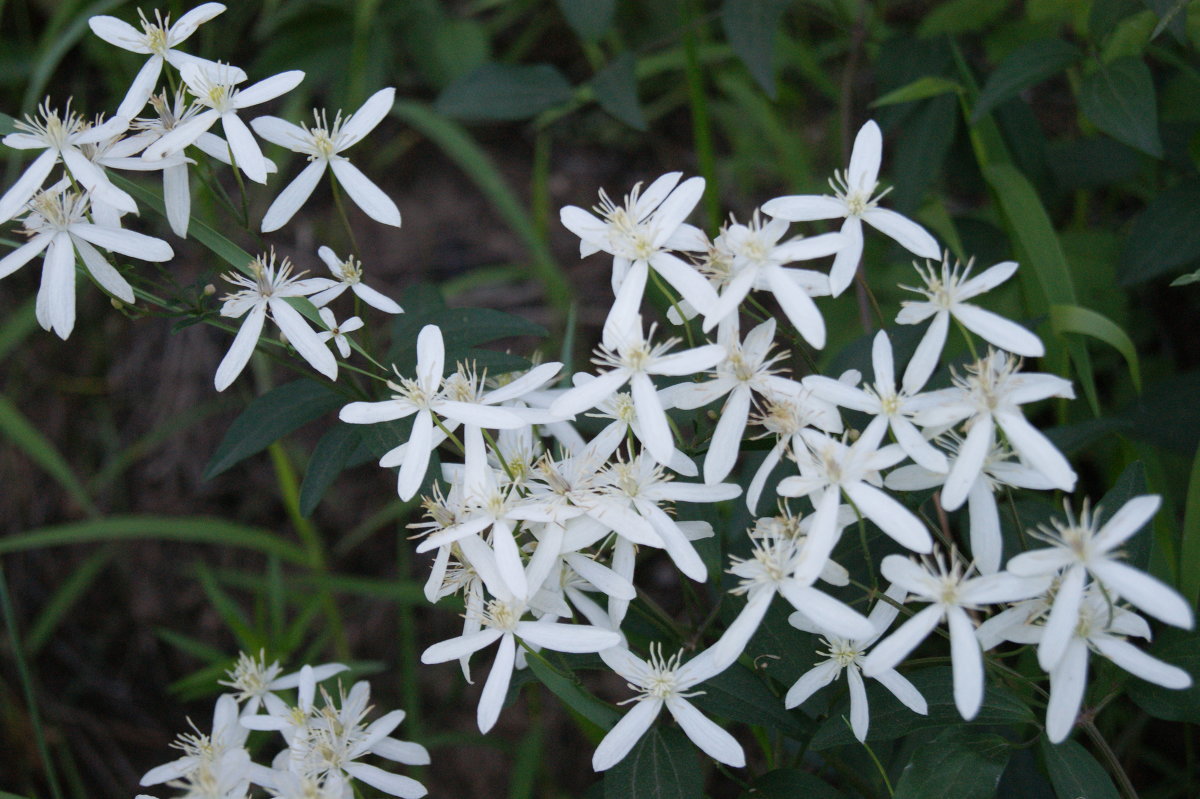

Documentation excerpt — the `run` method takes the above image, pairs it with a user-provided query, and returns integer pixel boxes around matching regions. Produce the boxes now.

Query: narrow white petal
[940,413,993,511]
[163,163,191,237]
[863,207,940,259]
[592,698,662,771]
[88,15,149,51]
[477,634,516,733]
[892,416,948,473]
[517,621,620,653]
[144,109,219,159]
[0,233,52,279]
[651,343,725,376]
[603,259,648,349]
[710,590,773,670]
[848,120,883,191]
[649,251,718,315]
[354,282,404,314]
[666,697,745,767]
[270,299,337,380]
[416,324,444,393]
[828,216,863,297]
[340,87,396,147]
[967,479,1002,574]
[69,223,173,261]
[1093,495,1161,552]
[397,411,433,500]
[115,56,163,119]
[214,303,266,390]
[648,177,705,248]
[550,369,629,418]
[785,660,841,708]
[847,666,871,740]
[902,311,948,395]
[761,194,845,222]
[766,264,826,348]
[421,629,503,664]
[1090,561,1194,629]
[873,668,927,715]
[861,604,942,676]
[790,488,842,584]
[1046,638,1089,742]
[958,260,1018,301]
[779,584,874,640]
[642,503,707,582]
[339,399,415,424]
[370,737,431,766]
[221,113,267,184]
[1093,637,1192,688]
[343,763,426,799]
[844,482,933,553]
[235,70,305,107]
[771,231,847,262]
[260,159,326,232]
[491,522,528,600]
[994,410,1076,491]
[169,3,228,42]
[948,607,984,720]
[0,150,59,223]
[249,115,308,148]
[330,158,402,226]
[703,388,750,484]
[72,237,134,302]
[564,553,636,600]
[954,304,1044,357]
[878,555,939,598]
[1038,566,1086,672]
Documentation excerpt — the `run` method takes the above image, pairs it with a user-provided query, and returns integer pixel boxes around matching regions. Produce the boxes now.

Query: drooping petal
[844,482,933,553]
[353,282,404,314]
[766,264,826,348]
[72,236,134,302]
[784,659,841,708]
[0,149,59,223]
[649,251,717,315]
[861,604,942,676]
[703,387,750,484]
[214,302,266,390]
[38,233,76,339]
[666,697,745,767]
[967,478,1002,574]
[828,216,863,297]
[260,159,326,232]
[551,368,630,418]
[873,668,927,715]
[940,413,994,511]
[0,232,52,279]
[1038,565,1086,672]
[862,207,940,259]
[994,410,1076,491]
[710,589,773,670]
[270,298,337,380]
[778,584,875,640]
[163,162,191,237]
[477,633,516,733]
[902,311,948,395]
[948,607,984,720]
[1090,560,1194,629]
[847,666,871,741]
[330,158,402,227]
[891,416,948,473]
[1093,637,1192,688]
[396,410,433,501]
[143,108,220,159]
[343,763,426,799]
[592,698,662,771]
[220,112,268,183]
[954,303,1044,357]
[1045,638,1089,743]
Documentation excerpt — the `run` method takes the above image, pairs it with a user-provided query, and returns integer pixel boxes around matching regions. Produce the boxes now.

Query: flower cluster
[137,652,427,799]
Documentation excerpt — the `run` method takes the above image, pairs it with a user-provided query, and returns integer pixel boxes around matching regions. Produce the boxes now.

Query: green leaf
[0,112,17,135]
[1128,627,1200,722]
[983,162,1100,416]
[692,662,810,740]
[1182,444,1200,605]
[871,76,962,108]
[0,392,98,517]
[1040,738,1120,799]
[721,0,792,98]
[893,727,1010,799]
[1145,0,1189,42]
[525,652,620,730]
[740,769,844,798]
[557,0,616,41]
[1119,180,1200,285]
[972,39,1081,122]
[1079,57,1163,158]
[917,0,1008,36]
[1049,304,1141,393]
[0,516,308,563]
[603,727,703,799]
[593,53,647,131]
[299,422,374,517]
[436,63,573,121]
[204,380,345,480]
[810,666,1035,749]
[1090,0,1142,41]
[25,546,115,656]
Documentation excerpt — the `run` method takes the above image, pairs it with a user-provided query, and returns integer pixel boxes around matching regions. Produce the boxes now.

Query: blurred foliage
[3,0,1200,797]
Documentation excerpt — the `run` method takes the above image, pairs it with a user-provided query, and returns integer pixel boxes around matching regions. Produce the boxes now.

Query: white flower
[214,251,336,390]
[140,694,252,790]
[777,419,933,584]
[252,88,400,231]
[582,380,698,476]
[1006,496,1195,672]
[701,212,844,345]
[549,319,724,468]
[421,595,620,732]
[218,650,348,715]
[911,350,1076,510]
[559,173,717,347]
[0,100,133,223]
[861,552,1049,720]
[805,330,948,473]
[761,120,940,297]
[0,188,173,338]
[592,644,744,771]
[88,3,239,119]
[785,583,927,741]
[145,63,304,184]
[898,256,1044,390]
[307,246,403,313]
[316,308,362,359]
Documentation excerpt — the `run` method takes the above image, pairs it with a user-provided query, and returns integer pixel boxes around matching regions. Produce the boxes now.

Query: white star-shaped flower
[761,120,940,297]
[252,88,401,231]
[316,307,362,359]
[307,246,403,313]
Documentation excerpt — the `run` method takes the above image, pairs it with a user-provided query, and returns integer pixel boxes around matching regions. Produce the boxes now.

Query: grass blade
[0,393,98,517]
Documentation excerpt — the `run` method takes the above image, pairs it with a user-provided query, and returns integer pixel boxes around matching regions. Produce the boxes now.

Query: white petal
[69,223,173,261]
[703,387,750,484]
[648,177,704,247]
[892,416,948,473]
[260,159,326,232]
[954,304,1044,357]
[249,115,308,149]
[1090,560,1194,629]
[517,621,620,653]
[354,282,404,313]
[710,589,772,670]
[1038,565,1086,671]
[370,737,431,766]
[761,194,845,222]
[116,56,163,119]
[844,482,932,553]
[828,216,863,297]
[994,410,1076,491]
[863,207,940,259]
[88,15,149,51]
[339,399,415,424]
[603,259,648,349]
[1093,637,1192,688]
[72,237,134,302]
[948,607,983,720]
[848,120,882,192]
[958,260,1018,301]
[940,413,993,511]
[169,3,228,42]
[0,233,52,279]
[339,87,395,147]
[221,112,267,184]
[397,411,433,501]
[270,298,337,380]
[779,584,874,640]
[873,668,927,715]
[902,311,948,395]
[847,666,870,740]
[784,659,841,708]
[416,324,444,393]
[214,302,266,390]
[592,698,662,771]
[766,264,826,348]
[551,369,629,418]
[861,604,942,676]
[421,629,503,664]
[331,158,402,226]
[666,697,745,767]
[144,109,219,159]
[642,503,707,582]
[1093,495,1160,553]
[1046,638,1089,742]
[235,70,305,107]
[477,634,516,733]
[163,163,191,237]
[651,343,724,376]
[967,479,1002,574]
[772,230,847,262]
[343,763,426,799]
[649,251,717,315]
[0,149,58,223]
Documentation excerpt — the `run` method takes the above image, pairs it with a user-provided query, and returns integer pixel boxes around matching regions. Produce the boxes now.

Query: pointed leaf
[721,0,792,98]
[298,422,375,517]
[557,0,616,41]
[1079,57,1162,158]
[1039,739,1120,799]
[972,39,1081,121]
[593,53,646,131]
[893,727,1010,799]
[603,727,703,799]
[436,63,572,121]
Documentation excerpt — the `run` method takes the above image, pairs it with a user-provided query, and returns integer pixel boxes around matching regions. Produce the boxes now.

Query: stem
[649,269,696,348]
[0,563,64,799]
[1083,719,1140,799]
[849,718,895,797]
[330,174,363,262]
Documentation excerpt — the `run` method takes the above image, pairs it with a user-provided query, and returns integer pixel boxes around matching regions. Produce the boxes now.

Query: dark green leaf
[744,598,817,687]
[603,727,703,799]
[1144,0,1188,42]
[1090,0,1142,41]
[721,0,792,98]
[890,94,958,215]
[557,0,616,41]
[1040,738,1120,799]
[997,747,1056,799]
[593,53,646,131]
[810,666,1035,749]
[204,380,345,480]
[525,652,620,730]
[1120,370,1200,453]
[299,423,375,517]
[692,662,811,740]
[0,112,17,135]
[870,76,961,107]
[917,0,1008,36]
[1128,627,1200,723]
[972,39,1081,121]
[1119,180,1200,285]
[740,769,844,798]
[893,727,1010,799]
[1079,58,1162,158]
[436,63,573,121]
[1047,137,1142,190]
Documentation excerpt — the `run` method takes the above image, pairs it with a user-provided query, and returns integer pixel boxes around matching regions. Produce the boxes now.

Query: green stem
[0,563,64,799]
[1083,719,1140,799]
[330,174,363,262]
[649,269,695,348]
[849,717,895,797]
[680,0,720,231]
